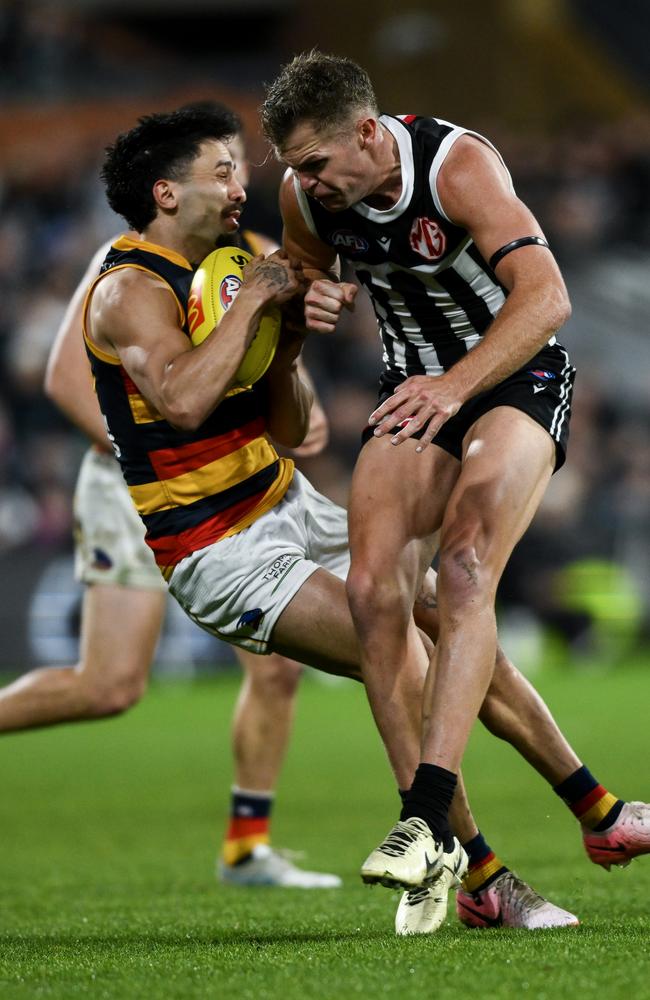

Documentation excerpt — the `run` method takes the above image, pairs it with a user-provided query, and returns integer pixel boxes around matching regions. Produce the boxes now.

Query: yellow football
[187,246,281,388]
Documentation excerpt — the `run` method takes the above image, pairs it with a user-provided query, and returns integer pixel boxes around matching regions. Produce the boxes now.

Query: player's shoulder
[279,168,299,210]
[92,257,170,311]
[438,132,510,192]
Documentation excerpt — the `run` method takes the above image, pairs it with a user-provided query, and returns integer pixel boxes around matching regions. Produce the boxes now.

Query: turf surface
[1,663,649,998]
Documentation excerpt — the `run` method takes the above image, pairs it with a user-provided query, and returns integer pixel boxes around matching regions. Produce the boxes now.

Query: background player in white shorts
[0,113,340,890]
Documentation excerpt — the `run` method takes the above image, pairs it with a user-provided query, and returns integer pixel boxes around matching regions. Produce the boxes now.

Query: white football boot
[361,816,466,891]
[395,840,468,934]
[218,845,342,888]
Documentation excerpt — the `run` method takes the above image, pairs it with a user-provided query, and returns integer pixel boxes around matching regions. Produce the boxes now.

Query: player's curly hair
[261,50,379,150]
[101,105,240,232]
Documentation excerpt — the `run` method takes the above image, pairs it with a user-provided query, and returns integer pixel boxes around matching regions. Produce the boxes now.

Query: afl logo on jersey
[409,217,447,261]
[329,230,370,254]
[219,274,242,310]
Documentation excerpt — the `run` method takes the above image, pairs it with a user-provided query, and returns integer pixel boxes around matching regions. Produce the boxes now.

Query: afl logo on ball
[219,274,242,310]
[409,217,447,261]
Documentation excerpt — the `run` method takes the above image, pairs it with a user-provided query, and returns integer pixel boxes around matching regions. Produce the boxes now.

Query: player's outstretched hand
[368,374,462,452]
[243,251,305,306]
[304,278,357,333]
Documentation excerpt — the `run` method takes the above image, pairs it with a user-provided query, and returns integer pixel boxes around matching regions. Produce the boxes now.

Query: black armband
[489,236,549,271]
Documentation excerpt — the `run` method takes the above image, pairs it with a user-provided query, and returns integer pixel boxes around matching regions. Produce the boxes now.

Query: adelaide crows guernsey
[83,234,292,580]
[293,114,557,379]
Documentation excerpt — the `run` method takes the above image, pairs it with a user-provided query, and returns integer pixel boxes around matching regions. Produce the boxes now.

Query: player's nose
[230,179,246,203]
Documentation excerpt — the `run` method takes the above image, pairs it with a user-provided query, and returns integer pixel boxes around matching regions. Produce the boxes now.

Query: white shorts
[73,448,166,591]
[168,470,350,654]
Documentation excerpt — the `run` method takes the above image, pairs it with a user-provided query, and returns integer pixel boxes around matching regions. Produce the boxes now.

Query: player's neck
[362,127,402,210]
[143,221,213,270]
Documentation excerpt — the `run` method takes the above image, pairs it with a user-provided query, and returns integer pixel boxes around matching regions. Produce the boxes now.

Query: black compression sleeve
[489,236,549,271]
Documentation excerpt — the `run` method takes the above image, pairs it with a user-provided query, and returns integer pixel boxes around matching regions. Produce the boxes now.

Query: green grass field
[2,663,649,999]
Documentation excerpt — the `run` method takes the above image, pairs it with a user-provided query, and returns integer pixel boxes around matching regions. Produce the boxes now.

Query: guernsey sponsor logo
[409,217,447,261]
[329,230,370,254]
[187,271,206,334]
[261,553,298,583]
[219,274,242,310]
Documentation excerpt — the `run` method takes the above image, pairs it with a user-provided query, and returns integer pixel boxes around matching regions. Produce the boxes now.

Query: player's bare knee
[83,673,148,718]
[438,541,492,610]
[250,658,303,700]
[346,566,404,626]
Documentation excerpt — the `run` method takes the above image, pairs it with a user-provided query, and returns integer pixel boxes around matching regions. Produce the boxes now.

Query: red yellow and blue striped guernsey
[82,233,293,580]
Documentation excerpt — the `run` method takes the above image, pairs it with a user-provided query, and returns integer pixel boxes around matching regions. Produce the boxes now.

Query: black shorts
[362,343,576,471]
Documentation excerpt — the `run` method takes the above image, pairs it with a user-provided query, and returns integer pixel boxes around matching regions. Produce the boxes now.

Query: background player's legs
[219,648,342,887]
[0,583,164,730]
[232,650,302,792]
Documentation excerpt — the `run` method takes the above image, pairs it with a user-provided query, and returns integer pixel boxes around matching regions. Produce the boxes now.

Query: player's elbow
[166,407,203,432]
[163,396,204,432]
[545,284,571,331]
[44,358,69,407]
[273,423,309,450]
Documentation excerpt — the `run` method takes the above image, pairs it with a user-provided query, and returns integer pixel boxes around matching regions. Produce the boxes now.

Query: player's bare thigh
[439,406,556,579]
[270,568,361,680]
[79,583,165,695]
[347,435,460,594]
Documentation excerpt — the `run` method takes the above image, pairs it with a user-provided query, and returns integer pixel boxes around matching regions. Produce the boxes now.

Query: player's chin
[315,193,347,211]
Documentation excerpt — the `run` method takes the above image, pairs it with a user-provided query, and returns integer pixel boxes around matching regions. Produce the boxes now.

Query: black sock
[400,763,457,851]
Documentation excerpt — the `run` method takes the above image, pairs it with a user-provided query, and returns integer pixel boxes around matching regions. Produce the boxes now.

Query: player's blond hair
[261,50,379,150]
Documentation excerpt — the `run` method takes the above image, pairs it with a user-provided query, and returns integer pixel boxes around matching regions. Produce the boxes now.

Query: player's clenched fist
[304,279,357,333]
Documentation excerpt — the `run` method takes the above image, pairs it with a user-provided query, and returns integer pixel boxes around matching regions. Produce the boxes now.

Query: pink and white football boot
[583,801,650,870]
[456,871,579,930]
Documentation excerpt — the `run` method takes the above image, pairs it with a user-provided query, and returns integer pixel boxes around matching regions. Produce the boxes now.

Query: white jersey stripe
[289,169,319,238]
[351,250,509,376]
[549,346,573,440]
[428,121,515,221]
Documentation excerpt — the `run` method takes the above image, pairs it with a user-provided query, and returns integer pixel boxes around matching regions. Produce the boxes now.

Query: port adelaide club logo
[409,217,447,261]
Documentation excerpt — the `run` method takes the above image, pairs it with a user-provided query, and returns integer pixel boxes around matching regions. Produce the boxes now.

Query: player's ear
[358,117,378,149]
[152,178,178,212]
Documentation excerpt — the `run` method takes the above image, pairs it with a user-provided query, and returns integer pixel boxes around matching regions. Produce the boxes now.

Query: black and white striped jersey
[292,114,557,378]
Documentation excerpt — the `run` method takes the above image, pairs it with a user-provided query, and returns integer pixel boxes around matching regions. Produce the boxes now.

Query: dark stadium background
[0,0,649,674]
